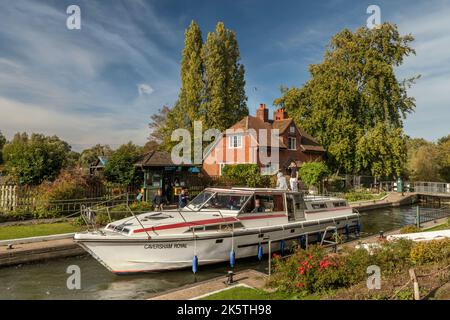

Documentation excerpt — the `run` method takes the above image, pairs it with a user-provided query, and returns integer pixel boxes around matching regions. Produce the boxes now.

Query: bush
[298,161,329,189]
[268,239,415,295]
[372,239,414,275]
[221,164,272,187]
[410,239,450,265]
[400,225,421,234]
[269,245,344,294]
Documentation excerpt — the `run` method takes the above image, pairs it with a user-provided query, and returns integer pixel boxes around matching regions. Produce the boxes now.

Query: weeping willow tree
[275,23,419,178]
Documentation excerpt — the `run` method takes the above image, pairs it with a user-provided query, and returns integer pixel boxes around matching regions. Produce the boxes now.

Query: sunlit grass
[0,222,85,240]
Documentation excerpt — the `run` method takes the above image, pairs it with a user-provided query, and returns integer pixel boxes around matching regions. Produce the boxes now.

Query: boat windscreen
[201,193,250,211]
[187,191,215,210]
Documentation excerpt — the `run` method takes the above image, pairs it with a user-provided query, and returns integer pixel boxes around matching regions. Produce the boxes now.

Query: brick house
[202,103,325,176]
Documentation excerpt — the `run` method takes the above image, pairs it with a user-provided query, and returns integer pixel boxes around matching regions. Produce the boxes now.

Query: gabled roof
[135,150,195,167]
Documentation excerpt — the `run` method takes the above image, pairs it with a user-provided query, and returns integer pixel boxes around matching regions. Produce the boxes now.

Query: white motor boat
[74,188,360,274]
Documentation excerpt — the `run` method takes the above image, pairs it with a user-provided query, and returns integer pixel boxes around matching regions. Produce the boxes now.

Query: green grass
[0,222,85,240]
[200,286,321,300]
[423,223,450,232]
[344,191,387,203]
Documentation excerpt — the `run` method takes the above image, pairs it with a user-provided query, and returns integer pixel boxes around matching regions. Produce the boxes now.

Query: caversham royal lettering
[144,243,188,249]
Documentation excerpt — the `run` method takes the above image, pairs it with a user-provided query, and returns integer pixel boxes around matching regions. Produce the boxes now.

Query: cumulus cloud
[138,83,155,96]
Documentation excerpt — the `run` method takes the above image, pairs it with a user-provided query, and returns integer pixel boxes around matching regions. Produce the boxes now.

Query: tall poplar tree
[154,21,248,151]
[201,22,248,131]
[178,20,204,129]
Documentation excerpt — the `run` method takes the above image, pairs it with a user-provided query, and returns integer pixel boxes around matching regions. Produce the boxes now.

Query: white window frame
[288,137,296,150]
[289,126,295,133]
[228,135,242,149]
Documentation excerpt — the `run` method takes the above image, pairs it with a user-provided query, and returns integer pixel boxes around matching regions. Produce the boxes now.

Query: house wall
[203,134,258,176]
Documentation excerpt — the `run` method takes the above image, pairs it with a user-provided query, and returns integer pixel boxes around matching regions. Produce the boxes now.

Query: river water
[0,204,437,300]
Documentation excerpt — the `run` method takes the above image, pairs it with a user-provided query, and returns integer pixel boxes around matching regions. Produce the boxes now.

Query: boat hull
[75,216,360,274]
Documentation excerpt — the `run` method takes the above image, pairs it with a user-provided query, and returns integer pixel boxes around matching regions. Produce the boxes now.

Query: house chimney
[273,108,288,121]
[256,103,269,122]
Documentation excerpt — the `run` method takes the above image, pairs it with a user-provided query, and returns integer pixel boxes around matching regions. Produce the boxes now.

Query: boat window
[333,202,347,207]
[294,194,306,211]
[187,191,215,210]
[202,194,250,211]
[311,203,327,210]
[243,194,284,213]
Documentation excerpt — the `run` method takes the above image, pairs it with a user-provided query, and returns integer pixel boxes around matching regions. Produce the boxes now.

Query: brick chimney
[256,103,269,122]
[273,108,288,121]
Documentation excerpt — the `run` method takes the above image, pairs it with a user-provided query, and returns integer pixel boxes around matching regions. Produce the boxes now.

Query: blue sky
[0,0,449,151]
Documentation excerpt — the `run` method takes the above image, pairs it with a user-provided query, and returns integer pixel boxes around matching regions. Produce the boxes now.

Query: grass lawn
[424,222,450,232]
[0,222,85,240]
[200,286,320,300]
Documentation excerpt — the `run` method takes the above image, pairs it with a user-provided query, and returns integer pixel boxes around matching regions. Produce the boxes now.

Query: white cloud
[138,83,155,96]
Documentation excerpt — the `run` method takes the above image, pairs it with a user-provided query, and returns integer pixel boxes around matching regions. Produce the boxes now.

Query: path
[148,269,267,300]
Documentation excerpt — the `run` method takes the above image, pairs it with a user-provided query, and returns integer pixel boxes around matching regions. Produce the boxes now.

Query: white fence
[0,185,17,211]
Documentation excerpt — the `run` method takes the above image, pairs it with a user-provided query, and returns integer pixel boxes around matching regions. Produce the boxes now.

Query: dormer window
[288,137,296,150]
[228,135,242,148]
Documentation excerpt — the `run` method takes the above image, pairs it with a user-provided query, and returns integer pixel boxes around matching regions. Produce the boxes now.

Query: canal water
[0,204,440,300]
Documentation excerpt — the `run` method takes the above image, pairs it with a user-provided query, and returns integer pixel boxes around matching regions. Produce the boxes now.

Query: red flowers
[296,282,304,288]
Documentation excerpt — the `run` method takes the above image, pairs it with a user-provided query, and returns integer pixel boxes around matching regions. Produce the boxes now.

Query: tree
[156,21,248,152]
[179,21,204,130]
[298,162,330,190]
[0,131,6,165]
[2,133,72,185]
[408,144,441,181]
[437,137,450,181]
[103,142,142,186]
[274,23,418,177]
[79,144,112,168]
[201,22,248,131]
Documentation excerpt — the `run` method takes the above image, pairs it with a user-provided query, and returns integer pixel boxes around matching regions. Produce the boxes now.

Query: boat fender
[317,232,322,242]
[344,224,350,239]
[257,243,263,261]
[192,255,198,274]
[229,250,236,268]
[280,240,285,256]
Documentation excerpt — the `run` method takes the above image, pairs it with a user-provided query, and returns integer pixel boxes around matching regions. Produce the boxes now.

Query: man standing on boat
[288,161,299,192]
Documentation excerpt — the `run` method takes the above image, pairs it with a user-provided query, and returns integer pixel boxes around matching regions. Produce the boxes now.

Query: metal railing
[414,182,450,195]
[416,206,450,227]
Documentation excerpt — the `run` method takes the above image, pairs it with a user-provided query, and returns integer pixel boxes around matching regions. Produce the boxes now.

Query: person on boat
[288,161,299,192]
[276,170,289,190]
[178,188,189,209]
[152,189,167,211]
[251,198,265,213]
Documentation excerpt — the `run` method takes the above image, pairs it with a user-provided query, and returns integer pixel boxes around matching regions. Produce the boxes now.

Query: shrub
[410,239,450,265]
[298,161,329,189]
[400,225,421,234]
[269,245,344,294]
[372,239,414,275]
[221,164,271,187]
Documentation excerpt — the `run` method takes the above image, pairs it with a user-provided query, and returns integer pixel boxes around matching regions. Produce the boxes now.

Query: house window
[290,126,295,133]
[288,137,296,150]
[228,135,242,148]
